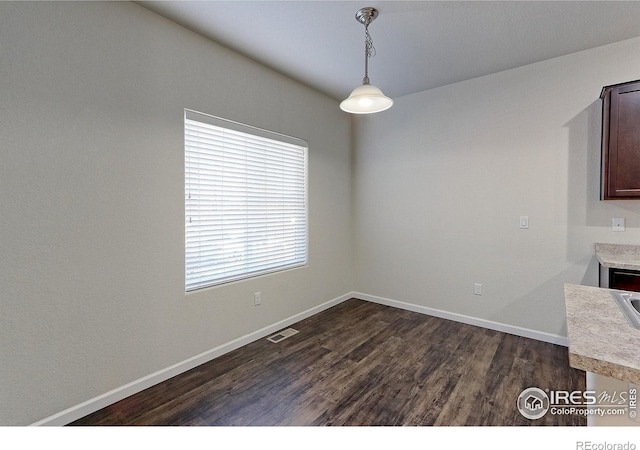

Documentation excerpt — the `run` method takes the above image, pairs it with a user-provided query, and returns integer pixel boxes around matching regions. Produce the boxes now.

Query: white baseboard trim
[353,292,568,347]
[31,292,353,426]
[32,290,566,425]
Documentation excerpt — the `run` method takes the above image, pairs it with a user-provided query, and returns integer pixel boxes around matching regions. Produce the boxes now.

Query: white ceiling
[138,1,640,101]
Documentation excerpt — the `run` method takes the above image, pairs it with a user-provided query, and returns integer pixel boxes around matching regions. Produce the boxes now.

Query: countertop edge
[564,283,640,385]
[569,351,640,386]
[595,243,640,270]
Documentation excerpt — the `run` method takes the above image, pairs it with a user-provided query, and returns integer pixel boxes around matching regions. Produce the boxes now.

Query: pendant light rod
[356,7,378,85]
[363,27,370,85]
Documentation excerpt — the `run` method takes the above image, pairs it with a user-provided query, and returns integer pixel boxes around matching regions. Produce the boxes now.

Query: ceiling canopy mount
[355,6,378,26]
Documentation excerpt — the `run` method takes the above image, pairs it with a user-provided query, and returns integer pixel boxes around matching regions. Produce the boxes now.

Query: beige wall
[353,36,640,339]
[6,0,640,427]
[0,2,352,425]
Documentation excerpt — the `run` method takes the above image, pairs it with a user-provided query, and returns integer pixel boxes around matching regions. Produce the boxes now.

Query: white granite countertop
[595,243,640,270]
[564,283,640,384]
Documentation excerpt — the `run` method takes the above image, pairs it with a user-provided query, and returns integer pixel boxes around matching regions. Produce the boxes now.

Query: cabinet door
[603,83,640,199]
[609,268,640,292]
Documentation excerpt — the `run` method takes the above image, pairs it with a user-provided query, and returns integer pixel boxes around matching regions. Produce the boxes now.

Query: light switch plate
[613,218,625,232]
[520,216,529,229]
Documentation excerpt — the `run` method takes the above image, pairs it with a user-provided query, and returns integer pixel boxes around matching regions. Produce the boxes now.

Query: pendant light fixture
[340,7,393,114]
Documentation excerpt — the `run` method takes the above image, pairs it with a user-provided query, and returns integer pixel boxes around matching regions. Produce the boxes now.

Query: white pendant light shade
[340,84,394,114]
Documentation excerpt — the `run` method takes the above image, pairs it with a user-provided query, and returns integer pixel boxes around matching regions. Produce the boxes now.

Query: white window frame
[184,109,308,292]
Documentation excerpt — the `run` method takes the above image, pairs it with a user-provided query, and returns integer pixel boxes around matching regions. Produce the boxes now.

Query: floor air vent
[267,328,299,343]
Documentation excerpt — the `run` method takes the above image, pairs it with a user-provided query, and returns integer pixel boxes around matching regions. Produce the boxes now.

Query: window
[184,110,308,291]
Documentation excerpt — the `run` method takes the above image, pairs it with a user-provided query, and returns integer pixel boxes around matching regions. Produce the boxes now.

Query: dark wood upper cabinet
[601,80,640,200]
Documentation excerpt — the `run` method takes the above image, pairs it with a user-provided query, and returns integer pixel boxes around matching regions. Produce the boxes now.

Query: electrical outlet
[613,218,625,232]
[474,283,482,296]
[254,292,262,306]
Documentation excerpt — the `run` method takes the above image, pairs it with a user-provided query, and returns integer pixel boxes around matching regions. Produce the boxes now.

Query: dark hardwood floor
[70,299,585,426]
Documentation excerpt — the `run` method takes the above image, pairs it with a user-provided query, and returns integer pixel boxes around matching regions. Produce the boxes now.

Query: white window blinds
[184,110,308,291]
